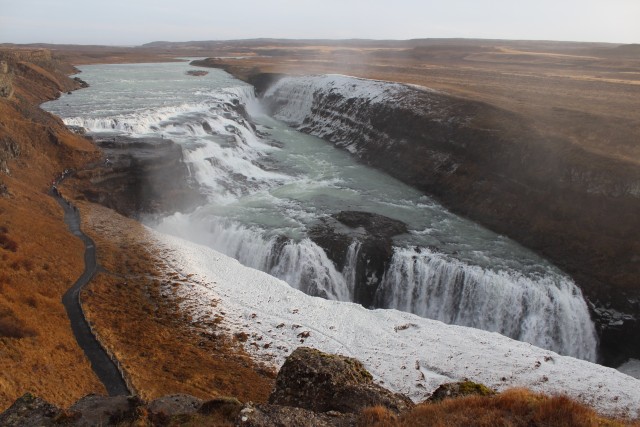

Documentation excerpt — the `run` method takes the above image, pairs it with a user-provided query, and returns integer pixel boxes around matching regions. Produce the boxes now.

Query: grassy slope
[0,50,105,409]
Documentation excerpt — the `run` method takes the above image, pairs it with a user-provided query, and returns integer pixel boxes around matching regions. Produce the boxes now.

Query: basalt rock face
[75,135,204,219]
[0,60,14,99]
[263,74,640,365]
[309,211,408,307]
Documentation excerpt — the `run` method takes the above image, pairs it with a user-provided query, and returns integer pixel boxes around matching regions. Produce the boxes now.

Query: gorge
[43,61,607,364]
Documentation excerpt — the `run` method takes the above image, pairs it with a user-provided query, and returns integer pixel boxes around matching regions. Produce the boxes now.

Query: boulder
[147,393,203,416]
[236,403,356,427]
[69,394,143,426]
[269,347,414,414]
[0,393,62,427]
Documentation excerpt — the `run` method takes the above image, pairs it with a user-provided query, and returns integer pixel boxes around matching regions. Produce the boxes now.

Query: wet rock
[309,211,407,307]
[237,403,356,427]
[73,76,89,88]
[186,70,209,77]
[76,135,205,218]
[0,393,62,426]
[269,347,414,414]
[427,380,496,402]
[67,125,86,135]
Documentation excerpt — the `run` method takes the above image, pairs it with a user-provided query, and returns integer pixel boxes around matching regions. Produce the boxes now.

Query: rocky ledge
[309,211,407,307]
[73,133,204,219]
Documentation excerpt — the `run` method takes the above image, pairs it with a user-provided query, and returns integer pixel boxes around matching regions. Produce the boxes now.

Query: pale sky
[1,0,639,45]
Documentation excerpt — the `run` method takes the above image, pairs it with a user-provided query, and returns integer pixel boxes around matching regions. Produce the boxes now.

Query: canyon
[1,40,639,425]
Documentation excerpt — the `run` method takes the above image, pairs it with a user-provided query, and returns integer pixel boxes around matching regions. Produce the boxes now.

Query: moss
[458,380,495,397]
[429,380,496,402]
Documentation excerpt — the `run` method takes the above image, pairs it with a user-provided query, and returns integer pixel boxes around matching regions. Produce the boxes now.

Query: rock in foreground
[269,346,414,414]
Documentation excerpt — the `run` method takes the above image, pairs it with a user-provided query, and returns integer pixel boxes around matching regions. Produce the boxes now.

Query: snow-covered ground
[151,230,640,418]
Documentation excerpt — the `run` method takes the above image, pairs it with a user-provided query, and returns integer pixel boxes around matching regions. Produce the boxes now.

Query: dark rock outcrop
[0,393,63,427]
[69,395,143,426]
[75,135,204,218]
[237,403,356,427]
[309,211,407,307]
[147,394,203,417]
[186,70,209,77]
[269,347,414,414]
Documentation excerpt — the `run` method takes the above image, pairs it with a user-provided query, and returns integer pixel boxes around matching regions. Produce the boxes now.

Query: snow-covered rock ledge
[149,229,640,419]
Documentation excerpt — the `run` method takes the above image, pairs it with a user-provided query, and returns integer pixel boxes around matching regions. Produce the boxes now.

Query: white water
[43,62,598,361]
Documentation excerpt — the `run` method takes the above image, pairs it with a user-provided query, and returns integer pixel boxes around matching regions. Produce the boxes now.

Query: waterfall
[376,247,598,361]
[47,63,599,362]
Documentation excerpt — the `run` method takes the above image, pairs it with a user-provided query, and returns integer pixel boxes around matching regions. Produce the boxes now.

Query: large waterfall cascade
[43,63,598,361]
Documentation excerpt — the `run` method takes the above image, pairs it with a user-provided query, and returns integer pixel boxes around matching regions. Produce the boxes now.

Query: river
[43,60,598,361]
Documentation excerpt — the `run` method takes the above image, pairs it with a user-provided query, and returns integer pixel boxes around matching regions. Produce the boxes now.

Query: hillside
[0,49,274,411]
[0,48,105,407]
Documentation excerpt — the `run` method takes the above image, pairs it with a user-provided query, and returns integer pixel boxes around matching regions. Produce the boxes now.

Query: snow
[150,230,640,418]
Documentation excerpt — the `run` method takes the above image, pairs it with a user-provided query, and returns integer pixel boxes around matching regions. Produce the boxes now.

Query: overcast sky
[1,0,639,45]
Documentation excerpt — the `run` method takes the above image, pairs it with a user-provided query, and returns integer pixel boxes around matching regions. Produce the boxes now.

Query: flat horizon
[1,0,638,46]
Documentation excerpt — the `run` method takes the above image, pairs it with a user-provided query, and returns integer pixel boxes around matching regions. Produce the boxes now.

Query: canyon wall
[0,59,14,100]
[261,74,640,365]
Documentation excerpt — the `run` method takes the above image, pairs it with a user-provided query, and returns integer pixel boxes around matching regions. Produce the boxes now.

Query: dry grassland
[0,97,105,410]
[213,42,640,165]
[77,201,275,403]
[358,388,640,427]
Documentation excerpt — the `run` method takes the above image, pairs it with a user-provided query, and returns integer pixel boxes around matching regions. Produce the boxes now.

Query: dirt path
[50,181,130,396]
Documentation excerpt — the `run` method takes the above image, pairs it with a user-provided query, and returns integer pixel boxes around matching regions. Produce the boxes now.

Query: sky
[1,0,639,46]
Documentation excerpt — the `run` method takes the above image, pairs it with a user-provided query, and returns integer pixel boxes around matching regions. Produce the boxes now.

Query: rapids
[43,61,598,361]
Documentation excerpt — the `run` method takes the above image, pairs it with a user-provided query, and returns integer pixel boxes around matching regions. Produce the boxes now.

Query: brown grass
[210,43,640,166]
[0,52,105,411]
[77,202,275,403]
[358,389,639,427]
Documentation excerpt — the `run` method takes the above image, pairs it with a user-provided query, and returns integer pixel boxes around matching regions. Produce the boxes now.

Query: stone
[147,393,203,416]
[0,393,62,427]
[269,347,414,414]
[309,211,408,307]
[236,403,356,427]
[69,394,143,426]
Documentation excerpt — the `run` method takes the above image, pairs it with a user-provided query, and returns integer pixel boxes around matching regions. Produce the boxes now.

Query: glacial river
[43,60,598,360]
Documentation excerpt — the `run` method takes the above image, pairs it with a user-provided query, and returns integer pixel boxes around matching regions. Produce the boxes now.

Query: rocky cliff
[0,59,14,99]
[261,74,640,365]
